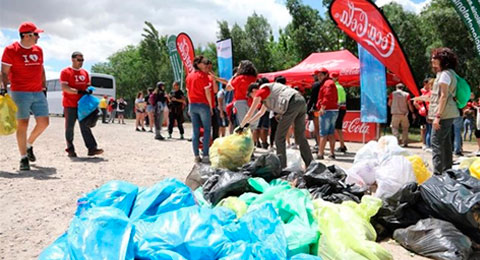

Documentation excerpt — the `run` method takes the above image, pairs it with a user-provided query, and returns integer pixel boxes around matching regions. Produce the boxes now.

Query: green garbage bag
[210,128,254,170]
[244,178,319,256]
[313,196,392,260]
[217,196,247,218]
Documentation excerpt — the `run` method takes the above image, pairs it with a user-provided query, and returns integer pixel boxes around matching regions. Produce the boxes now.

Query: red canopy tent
[259,50,401,89]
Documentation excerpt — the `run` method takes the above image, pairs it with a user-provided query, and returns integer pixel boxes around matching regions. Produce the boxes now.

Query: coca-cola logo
[177,38,194,73]
[343,118,370,134]
[334,1,395,58]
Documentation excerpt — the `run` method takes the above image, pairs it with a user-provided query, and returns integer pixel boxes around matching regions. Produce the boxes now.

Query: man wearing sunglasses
[1,22,49,171]
[60,51,103,158]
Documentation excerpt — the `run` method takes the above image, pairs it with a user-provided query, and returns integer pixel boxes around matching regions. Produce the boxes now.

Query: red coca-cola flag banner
[176,32,195,75]
[329,0,419,96]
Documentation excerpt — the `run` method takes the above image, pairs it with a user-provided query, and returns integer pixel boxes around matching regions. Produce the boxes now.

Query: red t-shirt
[231,75,257,101]
[60,67,90,108]
[316,79,338,110]
[255,87,271,101]
[186,70,211,106]
[1,42,44,92]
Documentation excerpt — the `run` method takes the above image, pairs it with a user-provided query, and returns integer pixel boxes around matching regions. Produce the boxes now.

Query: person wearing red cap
[316,68,338,160]
[1,22,48,171]
[60,51,103,157]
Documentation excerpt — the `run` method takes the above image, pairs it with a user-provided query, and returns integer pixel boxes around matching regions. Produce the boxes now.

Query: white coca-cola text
[177,38,194,73]
[343,118,370,135]
[335,1,395,58]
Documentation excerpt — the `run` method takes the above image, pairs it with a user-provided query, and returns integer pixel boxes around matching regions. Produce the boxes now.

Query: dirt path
[4,116,476,259]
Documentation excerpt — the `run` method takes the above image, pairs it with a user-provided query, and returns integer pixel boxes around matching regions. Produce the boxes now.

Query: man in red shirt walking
[1,22,49,171]
[60,51,103,158]
[315,68,338,160]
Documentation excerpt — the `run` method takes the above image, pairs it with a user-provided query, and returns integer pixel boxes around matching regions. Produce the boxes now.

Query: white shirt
[437,71,452,86]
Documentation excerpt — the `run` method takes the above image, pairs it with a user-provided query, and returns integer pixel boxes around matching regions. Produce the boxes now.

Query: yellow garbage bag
[468,158,480,179]
[313,196,392,260]
[460,157,478,169]
[210,128,254,170]
[217,196,247,218]
[406,155,432,184]
[0,94,18,135]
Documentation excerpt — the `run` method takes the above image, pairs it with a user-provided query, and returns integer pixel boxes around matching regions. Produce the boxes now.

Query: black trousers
[101,108,107,123]
[168,112,185,135]
[65,107,97,151]
[270,116,278,147]
[211,108,220,141]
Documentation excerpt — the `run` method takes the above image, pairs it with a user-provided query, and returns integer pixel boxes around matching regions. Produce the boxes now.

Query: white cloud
[0,0,291,67]
[376,0,432,14]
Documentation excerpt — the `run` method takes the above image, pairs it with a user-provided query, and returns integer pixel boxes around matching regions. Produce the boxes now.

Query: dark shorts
[335,109,346,130]
[475,129,480,138]
[257,113,270,129]
[219,111,229,127]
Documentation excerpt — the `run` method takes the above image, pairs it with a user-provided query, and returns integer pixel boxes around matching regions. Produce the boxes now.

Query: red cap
[18,22,44,33]
[330,72,339,78]
[313,68,329,75]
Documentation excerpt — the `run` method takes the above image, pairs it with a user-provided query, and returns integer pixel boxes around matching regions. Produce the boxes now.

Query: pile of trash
[40,135,480,260]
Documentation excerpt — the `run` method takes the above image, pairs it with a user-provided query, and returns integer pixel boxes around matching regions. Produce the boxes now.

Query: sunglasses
[24,32,39,37]
[76,58,84,62]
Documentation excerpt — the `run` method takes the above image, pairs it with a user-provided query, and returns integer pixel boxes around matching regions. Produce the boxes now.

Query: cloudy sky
[0,0,429,80]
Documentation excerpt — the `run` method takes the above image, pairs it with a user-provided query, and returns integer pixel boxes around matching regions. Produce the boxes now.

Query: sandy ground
[2,116,477,260]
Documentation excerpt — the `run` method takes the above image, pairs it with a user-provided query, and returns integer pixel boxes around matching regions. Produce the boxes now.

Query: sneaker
[425,148,433,153]
[27,146,36,162]
[168,133,172,139]
[328,154,336,160]
[316,154,324,160]
[261,142,269,149]
[20,157,30,171]
[455,151,464,157]
[148,129,153,133]
[194,156,201,163]
[256,142,262,148]
[202,156,210,164]
[155,135,165,140]
[403,144,409,148]
[65,148,77,158]
[141,128,146,132]
[88,148,104,156]
[136,128,140,132]
[180,134,184,140]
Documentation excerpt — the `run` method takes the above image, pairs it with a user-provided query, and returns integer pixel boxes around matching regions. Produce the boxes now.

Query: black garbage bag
[304,162,366,203]
[283,171,307,188]
[419,169,480,243]
[393,218,472,260]
[185,163,217,190]
[202,170,254,205]
[241,153,283,182]
[371,182,427,241]
[81,108,100,128]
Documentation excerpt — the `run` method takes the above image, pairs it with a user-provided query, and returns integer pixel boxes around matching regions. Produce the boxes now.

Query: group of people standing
[134,81,186,140]
[99,95,127,124]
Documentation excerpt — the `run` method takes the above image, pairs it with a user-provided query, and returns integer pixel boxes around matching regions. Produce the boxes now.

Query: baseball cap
[156,81,165,87]
[312,68,329,75]
[19,22,44,33]
[330,72,339,78]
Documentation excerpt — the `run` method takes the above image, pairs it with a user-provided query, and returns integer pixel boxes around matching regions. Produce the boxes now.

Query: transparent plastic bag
[314,196,392,260]
[375,155,416,199]
[0,93,18,135]
[285,149,305,172]
[210,128,254,170]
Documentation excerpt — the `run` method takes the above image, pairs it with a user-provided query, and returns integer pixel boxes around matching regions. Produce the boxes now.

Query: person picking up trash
[238,78,313,168]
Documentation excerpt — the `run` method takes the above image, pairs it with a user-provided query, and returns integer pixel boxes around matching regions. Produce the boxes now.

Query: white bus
[46,73,116,115]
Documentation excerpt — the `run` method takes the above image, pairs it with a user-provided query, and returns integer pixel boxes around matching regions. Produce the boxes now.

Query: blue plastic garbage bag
[130,178,196,222]
[134,205,233,260]
[77,86,99,121]
[222,203,288,259]
[68,207,135,260]
[75,180,138,217]
[40,207,135,260]
[38,233,70,260]
[289,254,322,260]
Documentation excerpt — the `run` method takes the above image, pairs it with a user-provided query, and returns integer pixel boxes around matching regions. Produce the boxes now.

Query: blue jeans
[319,110,338,136]
[189,103,211,157]
[464,118,474,141]
[453,116,463,154]
[425,123,432,148]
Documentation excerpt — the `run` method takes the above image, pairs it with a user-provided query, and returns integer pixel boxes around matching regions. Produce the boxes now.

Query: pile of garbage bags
[40,135,480,259]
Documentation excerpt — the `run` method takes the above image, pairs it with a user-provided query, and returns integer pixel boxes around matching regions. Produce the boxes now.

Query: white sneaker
[194,156,201,163]
[475,150,480,156]
[425,148,432,153]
